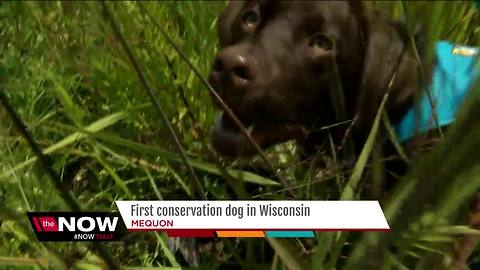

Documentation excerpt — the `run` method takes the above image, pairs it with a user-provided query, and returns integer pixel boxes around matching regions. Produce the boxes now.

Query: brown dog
[209,1,421,157]
[208,1,480,268]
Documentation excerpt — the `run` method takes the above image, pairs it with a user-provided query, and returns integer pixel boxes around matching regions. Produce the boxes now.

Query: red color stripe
[166,229,215,237]
[32,217,42,232]
[128,228,390,232]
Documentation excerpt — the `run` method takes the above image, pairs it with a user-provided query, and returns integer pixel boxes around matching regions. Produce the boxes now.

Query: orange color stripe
[217,231,265,237]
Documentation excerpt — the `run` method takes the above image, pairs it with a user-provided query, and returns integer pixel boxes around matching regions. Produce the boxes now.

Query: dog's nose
[213,46,255,88]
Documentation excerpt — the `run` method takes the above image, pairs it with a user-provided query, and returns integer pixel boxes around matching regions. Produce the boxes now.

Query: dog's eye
[309,34,333,51]
[242,10,259,26]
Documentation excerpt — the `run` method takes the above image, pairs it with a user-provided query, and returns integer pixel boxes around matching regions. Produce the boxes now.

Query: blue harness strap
[395,41,479,142]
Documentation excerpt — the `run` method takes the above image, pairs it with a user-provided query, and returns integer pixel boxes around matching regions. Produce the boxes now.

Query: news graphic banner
[116,200,390,238]
[27,212,127,241]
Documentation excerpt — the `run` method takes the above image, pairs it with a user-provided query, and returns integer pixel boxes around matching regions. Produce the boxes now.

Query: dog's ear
[350,4,421,131]
[217,2,246,47]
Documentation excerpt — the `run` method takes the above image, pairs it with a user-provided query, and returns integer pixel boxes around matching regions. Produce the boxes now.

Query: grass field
[0,1,479,269]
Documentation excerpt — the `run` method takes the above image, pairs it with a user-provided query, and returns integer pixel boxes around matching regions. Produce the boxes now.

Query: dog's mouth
[212,111,306,156]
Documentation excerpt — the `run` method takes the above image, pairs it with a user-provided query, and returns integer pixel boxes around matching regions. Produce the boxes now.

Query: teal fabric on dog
[395,41,479,142]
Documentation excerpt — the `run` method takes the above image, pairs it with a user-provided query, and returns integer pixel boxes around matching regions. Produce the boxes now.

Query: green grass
[0,1,479,269]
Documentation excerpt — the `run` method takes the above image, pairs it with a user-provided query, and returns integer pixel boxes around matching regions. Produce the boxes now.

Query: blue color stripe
[265,231,315,238]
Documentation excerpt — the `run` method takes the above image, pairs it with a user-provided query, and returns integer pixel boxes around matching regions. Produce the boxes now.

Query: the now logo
[27,212,127,242]
[58,216,118,232]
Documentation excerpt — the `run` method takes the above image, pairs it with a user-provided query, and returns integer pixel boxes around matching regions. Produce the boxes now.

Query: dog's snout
[213,47,256,86]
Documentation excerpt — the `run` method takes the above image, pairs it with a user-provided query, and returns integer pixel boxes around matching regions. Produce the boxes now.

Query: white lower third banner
[115,201,389,237]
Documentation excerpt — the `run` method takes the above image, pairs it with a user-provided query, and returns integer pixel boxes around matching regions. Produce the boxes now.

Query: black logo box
[26,212,127,242]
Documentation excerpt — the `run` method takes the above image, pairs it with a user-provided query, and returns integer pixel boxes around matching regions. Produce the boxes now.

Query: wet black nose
[213,46,256,89]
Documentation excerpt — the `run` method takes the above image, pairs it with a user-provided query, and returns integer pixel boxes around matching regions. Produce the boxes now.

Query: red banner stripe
[32,217,43,232]
[166,229,215,237]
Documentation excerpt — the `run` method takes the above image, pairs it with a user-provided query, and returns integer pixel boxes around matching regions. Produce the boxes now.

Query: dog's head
[209,1,420,156]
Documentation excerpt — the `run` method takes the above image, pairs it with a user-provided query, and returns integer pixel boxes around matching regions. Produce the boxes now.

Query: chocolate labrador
[208,1,480,267]
[209,0,479,158]
[209,1,422,157]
